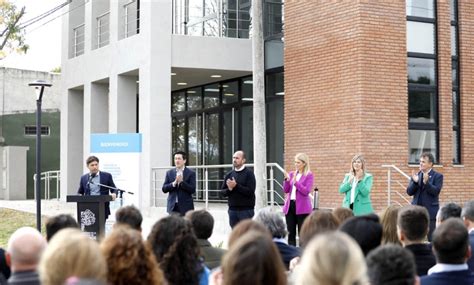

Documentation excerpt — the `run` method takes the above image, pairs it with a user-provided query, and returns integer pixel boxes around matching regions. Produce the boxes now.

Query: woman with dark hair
[211,231,287,285]
[101,226,164,285]
[147,215,209,285]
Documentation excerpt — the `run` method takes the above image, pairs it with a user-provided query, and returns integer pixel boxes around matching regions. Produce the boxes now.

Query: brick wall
[284,0,474,212]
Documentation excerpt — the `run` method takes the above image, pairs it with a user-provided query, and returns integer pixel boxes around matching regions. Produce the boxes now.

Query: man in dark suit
[6,227,47,285]
[406,152,443,241]
[461,200,474,272]
[421,218,474,285]
[77,155,117,219]
[162,151,196,216]
[254,207,300,269]
[397,205,436,276]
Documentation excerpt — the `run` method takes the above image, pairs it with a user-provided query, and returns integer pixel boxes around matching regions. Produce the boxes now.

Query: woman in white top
[338,154,374,216]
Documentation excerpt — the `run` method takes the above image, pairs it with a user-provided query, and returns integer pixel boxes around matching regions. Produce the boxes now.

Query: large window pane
[187,88,202,111]
[406,0,434,18]
[266,72,284,98]
[450,0,457,22]
[408,57,435,85]
[172,117,186,155]
[407,21,435,54]
[172,92,185,112]
[409,90,436,124]
[204,84,220,108]
[188,115,202,166]
[451,26,457,57]
[452,60,458,87]
[241,76,253,100]
[452,91,458,127]
[223,108,238,164]
[241,105,254,162]
[409,130,437,163]
[222,81,239,104]
[453,130,460,164]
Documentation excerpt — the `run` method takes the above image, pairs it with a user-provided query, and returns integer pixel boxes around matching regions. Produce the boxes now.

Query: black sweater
[220,167,256,210]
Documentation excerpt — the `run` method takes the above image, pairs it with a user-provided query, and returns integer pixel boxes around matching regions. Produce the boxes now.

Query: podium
[67,195,112,239]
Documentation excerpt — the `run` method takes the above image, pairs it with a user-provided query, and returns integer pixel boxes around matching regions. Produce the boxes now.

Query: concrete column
[138,0,172,209]
[91,82,109,133]
[109,74,137,133]
[60,89,84,199]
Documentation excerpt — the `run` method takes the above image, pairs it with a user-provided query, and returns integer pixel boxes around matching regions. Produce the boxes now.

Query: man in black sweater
[220,150,256,228]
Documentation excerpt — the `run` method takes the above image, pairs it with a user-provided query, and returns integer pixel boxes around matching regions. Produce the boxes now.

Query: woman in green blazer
[338,154,374,216]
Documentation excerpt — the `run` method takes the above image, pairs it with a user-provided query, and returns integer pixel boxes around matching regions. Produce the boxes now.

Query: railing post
[205,168,209,210]
[152,170,157,207]
[269,166,274,207]
[56,171,60,200]
[387,168,391,206]
[33,174,36,200]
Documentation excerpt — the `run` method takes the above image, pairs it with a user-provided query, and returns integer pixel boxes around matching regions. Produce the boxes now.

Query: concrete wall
[0,146,29,200]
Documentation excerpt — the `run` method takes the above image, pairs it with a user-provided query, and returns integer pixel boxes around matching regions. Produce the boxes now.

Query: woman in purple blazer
[283,153,314,246]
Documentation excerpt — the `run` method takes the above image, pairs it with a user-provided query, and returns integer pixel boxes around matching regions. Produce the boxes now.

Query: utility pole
[252,0,267,210]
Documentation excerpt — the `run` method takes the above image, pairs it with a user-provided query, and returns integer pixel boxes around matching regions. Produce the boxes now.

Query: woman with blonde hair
[283,153,314,245]
[338,154,374,216]
[380,205,402,245]
[38,228,107,285]
[101,226,164,285]
[295,232,367,285]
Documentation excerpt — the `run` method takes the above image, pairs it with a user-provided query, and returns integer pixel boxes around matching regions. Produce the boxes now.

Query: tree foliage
[0,0,27,59]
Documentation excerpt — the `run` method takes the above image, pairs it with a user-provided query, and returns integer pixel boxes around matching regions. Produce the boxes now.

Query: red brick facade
[284,1,474,212]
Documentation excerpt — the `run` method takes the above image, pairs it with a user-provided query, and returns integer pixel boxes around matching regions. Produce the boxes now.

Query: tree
[0,0,27,59]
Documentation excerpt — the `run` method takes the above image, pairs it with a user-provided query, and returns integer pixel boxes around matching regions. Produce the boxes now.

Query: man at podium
[78,156,117,219]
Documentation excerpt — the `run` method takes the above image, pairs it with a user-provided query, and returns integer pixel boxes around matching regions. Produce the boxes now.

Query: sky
[1,0,64,72]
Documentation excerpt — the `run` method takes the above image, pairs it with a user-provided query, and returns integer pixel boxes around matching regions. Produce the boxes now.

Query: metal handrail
[33,170,60,200]
[381,164,411,206]
[97,11,110,48]
[151,163,286,210]
[73,23,85,57]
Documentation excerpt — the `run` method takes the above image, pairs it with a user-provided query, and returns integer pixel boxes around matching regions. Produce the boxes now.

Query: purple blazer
[282,171,314,215]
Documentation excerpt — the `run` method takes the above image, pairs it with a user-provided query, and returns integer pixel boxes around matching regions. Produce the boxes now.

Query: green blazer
[338,173,374,216]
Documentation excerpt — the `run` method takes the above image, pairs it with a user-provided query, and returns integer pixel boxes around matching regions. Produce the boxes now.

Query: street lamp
[28,80,52,232]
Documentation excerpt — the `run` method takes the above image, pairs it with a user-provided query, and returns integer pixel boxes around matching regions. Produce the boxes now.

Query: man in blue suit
[162,151,196,216]
[77,156,117,219]
[421,218,474,285]
[407,152,443,241]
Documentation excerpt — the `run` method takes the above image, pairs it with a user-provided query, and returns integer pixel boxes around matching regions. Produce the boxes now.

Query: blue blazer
[467,232,474,272]
[406,169,443,220]
[162,167,196,215]
[421,269,474,285]
[77,171,116,218]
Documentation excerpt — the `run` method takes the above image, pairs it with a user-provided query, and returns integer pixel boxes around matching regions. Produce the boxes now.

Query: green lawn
[0,208,47,248]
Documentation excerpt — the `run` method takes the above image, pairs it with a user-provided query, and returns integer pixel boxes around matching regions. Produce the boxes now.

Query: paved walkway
[0,199,232,247]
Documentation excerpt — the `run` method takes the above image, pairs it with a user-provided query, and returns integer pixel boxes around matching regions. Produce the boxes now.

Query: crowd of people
[0,150,464,284]
[1,200,474,285]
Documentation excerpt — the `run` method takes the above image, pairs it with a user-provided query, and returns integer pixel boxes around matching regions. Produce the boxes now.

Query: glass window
[172,92,185,112]
[241,76,253,100]
[408,57,435,85]
[453,130,460,164]
[204,84,220,108]
[409,90,436,124]
[222,81,239,104]
[187,88,202,111]
[451,26,457,57]
[452,91,458,126]
[450,0,457,22]
[266,72,284,98]
[452,60,458,87]
[172,117,186,154]
[407,21,435,54]
[406,0,434,18]
[188,114,202,166]
[409,130,437,163]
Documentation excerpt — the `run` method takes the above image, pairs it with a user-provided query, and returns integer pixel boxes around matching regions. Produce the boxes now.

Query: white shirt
[427,263,468,275]
[235,165,246,171]
[350,177,358,204]
[291,173,302,201]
